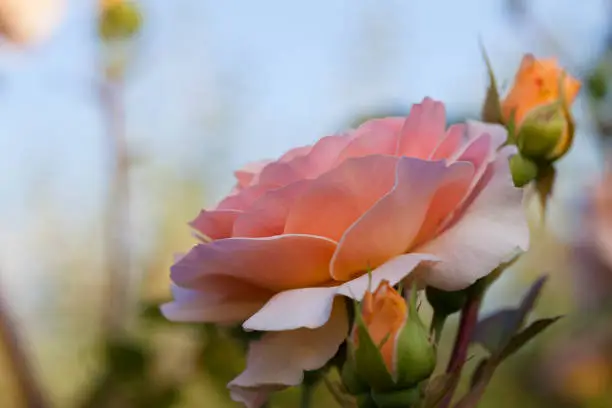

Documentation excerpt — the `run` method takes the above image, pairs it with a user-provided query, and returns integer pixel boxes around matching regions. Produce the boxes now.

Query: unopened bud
[344,281,436,397]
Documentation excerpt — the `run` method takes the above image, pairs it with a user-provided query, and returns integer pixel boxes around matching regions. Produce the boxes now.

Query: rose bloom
[0,0,65,45]
[162,98,528,407]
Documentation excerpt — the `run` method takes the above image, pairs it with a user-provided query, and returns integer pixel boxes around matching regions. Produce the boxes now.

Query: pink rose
[162,98,528,407]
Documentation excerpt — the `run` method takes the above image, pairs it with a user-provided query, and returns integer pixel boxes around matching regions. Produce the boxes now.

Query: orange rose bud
[356,281,408,373]
[502,54,581,126]
[342,281,436,397]
[502,54,580,163]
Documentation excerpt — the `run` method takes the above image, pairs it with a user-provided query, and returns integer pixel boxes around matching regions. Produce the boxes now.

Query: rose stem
[100,67,131,339]
[439,293,483,408]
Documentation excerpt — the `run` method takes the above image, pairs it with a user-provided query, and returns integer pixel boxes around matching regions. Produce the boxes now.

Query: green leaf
[499,316,562,361]
[479,42,503,124]
[420,373,460,408]
[472,276,548,355]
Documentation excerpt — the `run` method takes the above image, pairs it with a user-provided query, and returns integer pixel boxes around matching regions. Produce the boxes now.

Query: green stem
[300,381,315,408]
[430,312,447,344]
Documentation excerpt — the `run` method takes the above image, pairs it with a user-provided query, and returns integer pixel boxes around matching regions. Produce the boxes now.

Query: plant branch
[439,292,483,408]
[0,290,50,408]
[100,70,131,339]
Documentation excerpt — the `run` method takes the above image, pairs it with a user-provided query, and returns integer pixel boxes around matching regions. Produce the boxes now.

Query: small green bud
[516,102,567,161]
[99,1,142,41]
[509,153,538,188]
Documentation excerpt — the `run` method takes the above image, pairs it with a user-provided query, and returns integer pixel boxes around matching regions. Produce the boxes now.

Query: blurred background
[1,0,612,407]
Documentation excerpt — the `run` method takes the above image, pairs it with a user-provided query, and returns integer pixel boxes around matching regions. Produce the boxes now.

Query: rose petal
[243,253,438,331]
[330,157,474,281]
[430,124,466,160]
[283,155,398,241]
[465,120,507,147]
[216,184,273,211]
[229,300,349,407]
[189,209,242,240]
[396,97,446,159]
[335,118,404,163]
[232,181,310,238]
[235,160,273,188]
[417,146,529,290]
[161,276,274,324]
[171,234,337,292]
[258,134,356,187]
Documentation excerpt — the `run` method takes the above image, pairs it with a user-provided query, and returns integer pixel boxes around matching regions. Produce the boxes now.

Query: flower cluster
[161,53,580,408]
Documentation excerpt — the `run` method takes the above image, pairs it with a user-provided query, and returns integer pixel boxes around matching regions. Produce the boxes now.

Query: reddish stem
[439,293,483,408]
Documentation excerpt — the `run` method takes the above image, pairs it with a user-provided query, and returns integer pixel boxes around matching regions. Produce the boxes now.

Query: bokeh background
[1,0,612,407]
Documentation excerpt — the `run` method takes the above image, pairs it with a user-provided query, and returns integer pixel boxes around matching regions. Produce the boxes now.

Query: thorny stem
[439,293,483,408]
[0,289,50,408]
[100,71,131,339]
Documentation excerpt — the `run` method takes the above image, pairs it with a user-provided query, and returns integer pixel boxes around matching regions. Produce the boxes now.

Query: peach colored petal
[279,145,313,162]
[234,160,273,188]
[189,209,241,240]
[417,146,529,290]
[160,284,270,324]
[257,134,356,187]
[464,121,507,149]
[334,118,404,163]
[396,97,447,159]
[243,253,438,331]
[283,155,398,241]
[232,181,310,238]
[330,157,474,281]
[216,184,273,211]
[430,124,466,160]
[229,300,349,408]
[171,235,337,292]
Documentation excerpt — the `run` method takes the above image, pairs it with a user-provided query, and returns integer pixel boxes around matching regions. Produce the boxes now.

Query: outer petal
[257,134,356,187]
[229,301,349,408]
[216,184,273,211]
[464,120,507,148]
[171,234,337,292]
[160,283,271,324]
[417,146,529,290]
[243,253,438,331]
[283,155,398,241]
[396,97,446,159]
[330,157,474,281]
[189,209,241,240]
[234,160,273,188]
[334,118,404,163]
[232,181,310,238]
[430,124,466,160]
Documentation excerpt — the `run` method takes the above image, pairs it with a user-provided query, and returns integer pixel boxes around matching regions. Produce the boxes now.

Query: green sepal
[508,153,538,187]
[353,301,396,392]
[371,387,422,408]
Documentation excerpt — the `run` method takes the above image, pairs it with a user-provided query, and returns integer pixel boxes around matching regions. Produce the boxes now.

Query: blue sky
[0,0,609,295]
